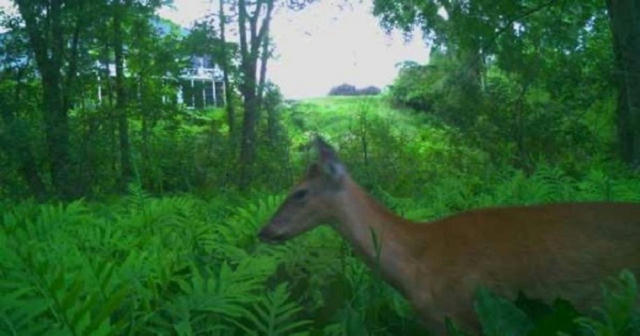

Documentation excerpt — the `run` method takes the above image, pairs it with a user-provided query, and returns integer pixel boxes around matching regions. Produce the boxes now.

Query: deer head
[258,136,347,243]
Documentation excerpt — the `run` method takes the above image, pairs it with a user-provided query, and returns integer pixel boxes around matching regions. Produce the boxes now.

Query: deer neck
[331,177,419,295]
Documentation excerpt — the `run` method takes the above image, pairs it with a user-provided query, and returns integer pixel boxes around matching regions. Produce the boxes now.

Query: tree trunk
[49,2,74,198]
[607,0,640,167]
[139,74,151,187]
[219,0,235,135]
[238,60,259,186]
[16,0,74,198]
[257,25,270,110]
[237,0,274,187]
[265,86,278,143]
[42,72,72,197]
[100,37,118,176]
[113,0,133,188]
[237,0,254,186]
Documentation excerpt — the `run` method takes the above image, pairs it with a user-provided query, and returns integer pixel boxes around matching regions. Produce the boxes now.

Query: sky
[158,0,431,98]
[1,0,430,98]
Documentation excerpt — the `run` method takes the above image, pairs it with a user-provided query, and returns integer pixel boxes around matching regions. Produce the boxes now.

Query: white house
[96,18,226,109]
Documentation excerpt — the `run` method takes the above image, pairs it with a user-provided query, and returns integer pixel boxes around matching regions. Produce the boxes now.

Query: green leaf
[474,287,533,336]
[575,270,639,336]
[445,317,471,336]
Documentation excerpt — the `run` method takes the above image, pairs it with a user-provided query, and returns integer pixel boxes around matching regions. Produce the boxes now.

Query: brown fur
[259,140,640,333]
[395,199,640,332]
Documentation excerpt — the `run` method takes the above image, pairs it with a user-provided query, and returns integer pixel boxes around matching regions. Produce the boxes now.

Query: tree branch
[458,0,558,80]
[251,0,273,60]
[64,9,83,111]
[485,0,557,53]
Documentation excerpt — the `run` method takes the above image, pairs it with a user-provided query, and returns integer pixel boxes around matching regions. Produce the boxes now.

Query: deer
[258,137,640,333]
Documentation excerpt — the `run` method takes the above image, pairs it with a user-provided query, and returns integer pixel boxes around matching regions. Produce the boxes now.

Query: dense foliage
[2,96,640,335]
[329,84,381,96]
[378,0,640,169]
[2,0,640,334]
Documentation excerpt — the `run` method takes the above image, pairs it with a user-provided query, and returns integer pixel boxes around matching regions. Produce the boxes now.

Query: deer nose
[258,225,283,244]
[258,226,276,241]
[258,227,270,241]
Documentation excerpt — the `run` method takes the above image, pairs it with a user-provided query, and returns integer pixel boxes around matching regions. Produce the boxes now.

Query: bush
[329,83,358,96]
[388,61,436,112]
[329,83,381,96]
[388,51,616,172]
[358,86,381,95]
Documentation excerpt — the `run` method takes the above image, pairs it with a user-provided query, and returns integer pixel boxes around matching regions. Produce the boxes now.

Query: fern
[146,259,275,335]
[217,193,284,249]
[125,182,151,211]
[2,157,638,336]
[473,287,534,336]
[231,283,311,336]
[529,164,576,202]
[576,270,640,336]
[0,286,50,336]
[0,250,127,336]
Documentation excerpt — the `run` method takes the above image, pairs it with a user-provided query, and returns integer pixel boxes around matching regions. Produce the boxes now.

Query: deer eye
[291,189,308,201]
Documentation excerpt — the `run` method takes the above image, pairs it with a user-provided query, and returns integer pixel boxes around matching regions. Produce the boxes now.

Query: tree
[128,16,184,186]
[183,15,239,133]
[219,0,237,136]
[0,12,46,199]
[256,23,274,108]
[373,0,630,167]
[229,0,313,186]
[13,0,93,198]
[109,0,165,188]
[374,0,640,167]
[329,83,357,96]
[236,0,276,186]
[606,0,640,167]
[263,81,282,142]
[357,86,381,96]
[112,0,133,188]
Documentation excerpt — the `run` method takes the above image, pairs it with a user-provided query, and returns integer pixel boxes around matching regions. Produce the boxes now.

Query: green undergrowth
[1,166,639,335]
[2,97,640,335]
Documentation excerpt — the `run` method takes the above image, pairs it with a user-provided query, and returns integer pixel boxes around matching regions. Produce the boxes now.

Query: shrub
[329,84,381,96]
[329,83,358,96]
[357,86,381,95]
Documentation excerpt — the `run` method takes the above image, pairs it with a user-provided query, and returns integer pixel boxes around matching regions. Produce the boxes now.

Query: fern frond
[231,283,311,336]
[576,270,639,336]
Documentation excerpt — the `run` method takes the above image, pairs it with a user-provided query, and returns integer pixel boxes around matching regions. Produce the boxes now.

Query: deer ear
[306,163,322,177]
[313,136,345,180]
[314,136,338,162]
